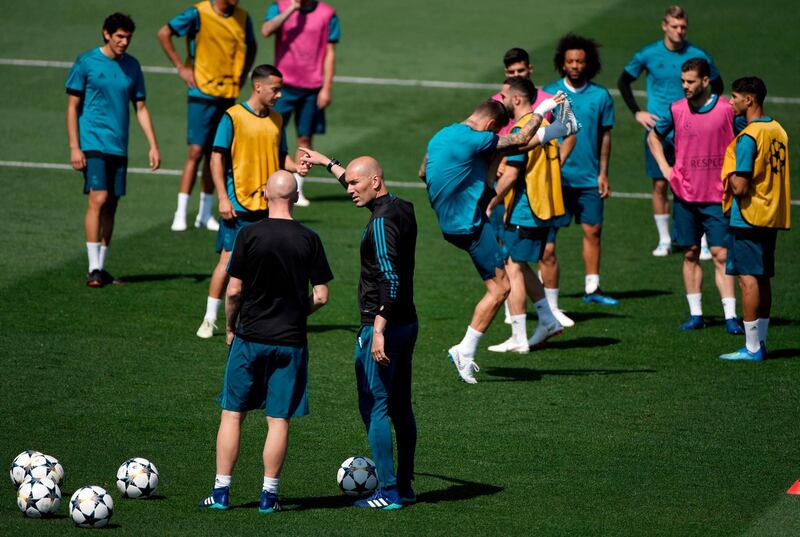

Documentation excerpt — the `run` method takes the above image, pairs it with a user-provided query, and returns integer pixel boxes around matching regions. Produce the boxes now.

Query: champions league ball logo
[769,139,787,177]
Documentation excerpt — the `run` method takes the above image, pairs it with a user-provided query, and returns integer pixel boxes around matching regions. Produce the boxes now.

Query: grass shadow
[562,289,672,300]
[767,348,800,360]
[544,336,622,350]
[413,472,504,504]
[116,273,209,284]
[484,367,657,383]
[557,311,627,322]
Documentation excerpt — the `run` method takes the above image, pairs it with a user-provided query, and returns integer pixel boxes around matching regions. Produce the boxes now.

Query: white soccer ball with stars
[16,476,61,518]
[116,457,159,499]
[70,486,114,528]
[10,450,42,487]
[337,456,379,496]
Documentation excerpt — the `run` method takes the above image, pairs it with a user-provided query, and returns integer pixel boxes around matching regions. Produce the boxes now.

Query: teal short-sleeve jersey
[65,48,146,156]
[624,40,719,120]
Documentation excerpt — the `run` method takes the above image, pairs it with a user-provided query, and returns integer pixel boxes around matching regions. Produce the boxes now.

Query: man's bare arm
[261,0,300,36]
[298,147,346,188]
[418,152,428,182]
[646,129,672,179]
[309,284,329,314]
[225,276,244,344]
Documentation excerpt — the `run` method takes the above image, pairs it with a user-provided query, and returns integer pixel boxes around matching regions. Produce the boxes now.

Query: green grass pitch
[1,0,799,535]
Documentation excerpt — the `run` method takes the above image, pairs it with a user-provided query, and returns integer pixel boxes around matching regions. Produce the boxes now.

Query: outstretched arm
[298,147,346,187]
[495,92,565,152]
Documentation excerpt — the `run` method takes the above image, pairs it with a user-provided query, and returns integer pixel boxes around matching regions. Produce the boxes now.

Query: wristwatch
[326,159,340,173]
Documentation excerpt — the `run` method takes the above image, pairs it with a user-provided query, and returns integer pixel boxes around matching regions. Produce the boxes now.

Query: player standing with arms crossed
[158,0,256,232]
[262,0,341,207]
[66,13,160,288]
[618,5,721,257]
[719,78,790,361]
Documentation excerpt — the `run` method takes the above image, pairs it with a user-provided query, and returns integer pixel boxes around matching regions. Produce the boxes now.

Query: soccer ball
[336,456,379,496]
[70,486,114,528]
[116,457,159,499]
[10,449,42,487]
[16,477,61,518]
[27,453,65,486]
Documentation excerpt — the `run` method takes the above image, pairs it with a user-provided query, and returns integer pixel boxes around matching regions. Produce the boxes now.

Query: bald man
[198,170,333,513]
[300,149,418,510]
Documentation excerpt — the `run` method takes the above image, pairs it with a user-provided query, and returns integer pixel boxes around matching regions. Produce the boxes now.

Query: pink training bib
[669,96,735,203]
[274,0,335,89]
[491,89,553,135]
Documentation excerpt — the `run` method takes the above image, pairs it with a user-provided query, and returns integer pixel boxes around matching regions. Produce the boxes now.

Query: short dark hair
[251,64,283,84]
[664,5,688,21]
[681,58,710,78]
[103,13,135,40]
[553,33,602,80]
[503,76,536,103]
[732,76,767,106]
[503,48,530,68]
[474,99,509,127]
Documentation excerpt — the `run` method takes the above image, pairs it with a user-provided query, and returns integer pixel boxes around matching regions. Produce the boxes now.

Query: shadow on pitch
[484,366,656,383]
[557,311,626,322]
[307,323,359,334]
[115,273,209,284]
[544,336,621,350]
[767,348,800,360]
[562,289,671,300]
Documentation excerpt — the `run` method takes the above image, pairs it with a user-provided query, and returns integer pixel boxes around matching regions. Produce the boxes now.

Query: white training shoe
[196,318,217,339]
[447,345,479,384]
[652,242,672,257]
[553,308,575,328]
[558,96,581,136]
[195,215,220,231]
[295,190,311,207]
[488,337,529,354]
[699,245,712,261]
[171,212,188,232]
[528,321,563,348]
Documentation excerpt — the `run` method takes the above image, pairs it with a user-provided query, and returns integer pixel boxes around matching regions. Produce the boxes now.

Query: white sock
[98,245,108,271]
[510,314,527,342]
[86,242,101,272]
[205,297,222,322]
[743,320,760,353]
[686,293,703,317]
[214,474,231,489]
[654,214,671,245]
[457,326,483,357]
[721,297,736,320]
[585,274,600,295]
[700,234,709,250]
[294,172,305,192]
[503,300,511,321]
[176,192,190,216]
[757,318,770,345]
[262,476,279,494]
[199,192,214,221]
[544,287,559,312]
[534,298,556,325]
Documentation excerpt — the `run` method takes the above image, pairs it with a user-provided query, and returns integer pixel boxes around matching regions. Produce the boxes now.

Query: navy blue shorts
[672,198,729,248]
[644,132,675,180]
[502,225,550,263]
[83,154,127,196]
[443,222,505,281]
[273,85,326,137]
[219,336,309,418]
[726,227,777,277]
[187,97,235,148]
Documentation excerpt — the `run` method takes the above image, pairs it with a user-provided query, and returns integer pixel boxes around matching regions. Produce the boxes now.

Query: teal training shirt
[544,79,615,188]
[65,48,146,156]
[425,123,498,235]
[624,40,719,121]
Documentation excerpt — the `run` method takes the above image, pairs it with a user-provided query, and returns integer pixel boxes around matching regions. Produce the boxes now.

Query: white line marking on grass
[2,58,800,105]
[2,160,798,205]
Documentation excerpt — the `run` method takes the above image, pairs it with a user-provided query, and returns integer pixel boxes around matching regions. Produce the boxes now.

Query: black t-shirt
[227,218,334,347]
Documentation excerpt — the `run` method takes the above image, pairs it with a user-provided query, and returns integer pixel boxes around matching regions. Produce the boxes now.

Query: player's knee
[187,144,205,161]
[711,247,727,264]
[683,246,700,262]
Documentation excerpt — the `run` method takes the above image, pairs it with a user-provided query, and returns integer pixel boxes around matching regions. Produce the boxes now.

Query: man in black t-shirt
[300,148,418,511]
[198,170,333,514]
